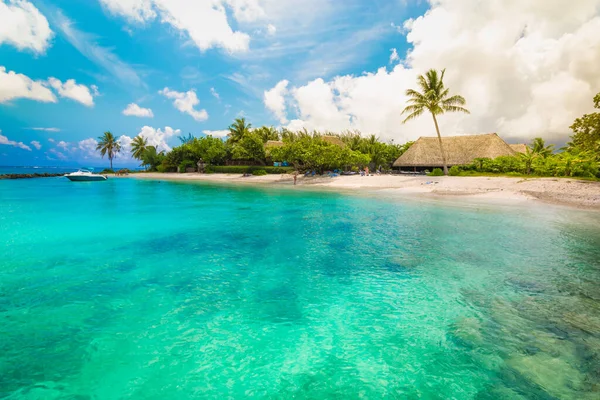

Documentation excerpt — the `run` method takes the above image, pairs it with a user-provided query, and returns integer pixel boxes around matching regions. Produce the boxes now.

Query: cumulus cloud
[47,78,97,107]
[266,24,276,35]
[267,0,600,143]
[48,148,67,160]
[0,0,53,53]
[202,129,229,138]
[122,103,154,117]
[389,48,399,64]
[99,0,265,53]
[0,66,57,103]
[78,138,98,158]
[56,140,70,150]
[30,140,41,150]
[113,126,181,157]
[263,79,289,123]
[159,87,208,122]
[0,131,31,151]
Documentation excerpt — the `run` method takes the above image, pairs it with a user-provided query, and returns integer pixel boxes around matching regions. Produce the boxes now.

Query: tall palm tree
[228,118,251,144]
[531,137,554,158]
[402,69,470,175]
[96,131,121,170]
[131,135,148,161]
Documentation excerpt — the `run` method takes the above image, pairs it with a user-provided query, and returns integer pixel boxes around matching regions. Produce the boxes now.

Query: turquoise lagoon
[1,177,600,399]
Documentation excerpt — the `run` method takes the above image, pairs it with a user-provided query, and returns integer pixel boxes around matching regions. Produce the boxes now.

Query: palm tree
[402,69,470,175]
[531,138,554,158]
[178,133,194,144]
[228,118,251,144]
[96,131,121,170]
[131,135,148,161]
[520,146,537,175]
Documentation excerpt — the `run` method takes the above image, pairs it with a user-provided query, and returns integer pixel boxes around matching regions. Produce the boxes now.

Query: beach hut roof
[321,135,346,148]
[393,133,517,167]
[264,140,284,149]
[509,144,528,154]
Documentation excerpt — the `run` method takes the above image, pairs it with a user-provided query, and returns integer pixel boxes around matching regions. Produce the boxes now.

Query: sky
[1,0,599,167]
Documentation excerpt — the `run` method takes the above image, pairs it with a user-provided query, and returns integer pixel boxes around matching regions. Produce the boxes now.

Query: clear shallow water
[1,177,600,399]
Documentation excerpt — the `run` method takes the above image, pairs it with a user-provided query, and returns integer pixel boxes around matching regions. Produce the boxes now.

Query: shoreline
[128,173,600,210]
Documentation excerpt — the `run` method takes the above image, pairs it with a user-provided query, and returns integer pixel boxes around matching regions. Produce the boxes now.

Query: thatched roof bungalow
[321,135,346,148]
[509,144,528,154]
[264,140,284,149]
[393,133,517,169]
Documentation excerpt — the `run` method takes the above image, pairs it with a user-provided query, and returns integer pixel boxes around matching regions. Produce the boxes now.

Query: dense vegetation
[131,118,411,173]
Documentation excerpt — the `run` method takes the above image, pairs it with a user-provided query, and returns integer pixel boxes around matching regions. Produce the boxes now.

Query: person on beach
[293,171,298,185]
[365,166,369,176]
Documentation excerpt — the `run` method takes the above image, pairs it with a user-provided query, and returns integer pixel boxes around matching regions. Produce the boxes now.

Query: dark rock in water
[0,173,65,180]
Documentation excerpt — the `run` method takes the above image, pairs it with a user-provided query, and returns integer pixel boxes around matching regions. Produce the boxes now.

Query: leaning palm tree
[228,118,252,144]
[402,69,470,175]
[531,138,554,158]
[131,135,148,161]
[96,131,121,170]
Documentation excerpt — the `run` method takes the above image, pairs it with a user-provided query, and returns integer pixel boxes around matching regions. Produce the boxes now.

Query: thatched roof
[321,135,346,148]
[264,140,284,149]
[509,144,528,154]
[393,133,517,167]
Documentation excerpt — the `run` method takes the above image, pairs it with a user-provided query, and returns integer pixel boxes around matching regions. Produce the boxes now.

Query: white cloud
[389,48,399,64]
[48,148,67,160]
[115,126,180,156]
[0,131,31,151]
[99,0,263,53]
[56,140,69,150]
[210,87,220,100]
[117,134,133,156]
[30,140,41,150]
[267,0,600,143]
[159,87,208,122]
[0,0,53,53]
[122,103,154,117]
[202,129,229,138]
[263,79,289,123]
[47,78,96,107]
[266,24,276,35]
[48,138,55,143]
[55,12,143,87]
[78,138,98,157]
[0,66,57,103]
[28,127,60,132]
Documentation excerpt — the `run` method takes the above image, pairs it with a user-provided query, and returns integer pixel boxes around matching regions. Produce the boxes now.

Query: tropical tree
[568,91,600,159]
[520,146,536,175]
[231,132,266,165]
[227,118,252,144]
[178,133,195,144]
[140,146,165,171]
[401,69,470,175]
[254,126,280,143]
[96,131,121,170]
[131,135,148,161]
[531,137,554,158]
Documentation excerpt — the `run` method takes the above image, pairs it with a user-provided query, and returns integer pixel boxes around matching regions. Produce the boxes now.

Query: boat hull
[65,175,107,182]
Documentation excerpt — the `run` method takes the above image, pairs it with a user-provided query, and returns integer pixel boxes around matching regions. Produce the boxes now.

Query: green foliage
[130,135,148,161]
[141,146,166,172]
[231,132,266,164]
[96,131,121,170]
[227,118,251,144]
[429,168,444,176]
[178,133,195,144]
[568,92,600,157]
[252,169,267,176]
[448,166,461,176]
[100,168,114,174]
[178,160,196,173]
[185,136,227,165]
[156,165,167,173]
[205,166,294,174]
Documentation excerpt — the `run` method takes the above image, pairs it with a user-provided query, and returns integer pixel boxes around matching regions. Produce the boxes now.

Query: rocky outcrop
[0,173,65,180]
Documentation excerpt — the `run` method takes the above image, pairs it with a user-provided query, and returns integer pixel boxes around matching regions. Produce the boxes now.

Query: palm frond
[442,95,467,106]
[443,105,470,114]
[402,108,425,124]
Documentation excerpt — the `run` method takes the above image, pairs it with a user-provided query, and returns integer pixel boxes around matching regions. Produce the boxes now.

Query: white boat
[65,168,107,182]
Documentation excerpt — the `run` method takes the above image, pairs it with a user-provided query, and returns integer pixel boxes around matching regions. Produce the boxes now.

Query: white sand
[129,173,600,210]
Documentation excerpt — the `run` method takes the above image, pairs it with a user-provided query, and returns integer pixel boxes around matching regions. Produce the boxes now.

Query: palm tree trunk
[110,157,113,170]
[431,113,448,175]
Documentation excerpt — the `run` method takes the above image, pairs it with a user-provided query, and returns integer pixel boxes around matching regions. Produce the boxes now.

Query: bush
[100,169,114,174]
[428,168,444,176]
[178,159,196,173]
[205,166,295,174]
[252,169,267,176]
[448,166,461,176]
[156,165,167,173]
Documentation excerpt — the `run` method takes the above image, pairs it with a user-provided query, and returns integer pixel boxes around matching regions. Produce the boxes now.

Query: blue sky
[2,0,599,167]
[0,0,426,167]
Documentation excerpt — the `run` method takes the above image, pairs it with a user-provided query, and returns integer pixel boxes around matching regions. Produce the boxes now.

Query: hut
[321,135,346,148]
[393,133,518,170]
[509,144,528,154]
[264,140,284,149]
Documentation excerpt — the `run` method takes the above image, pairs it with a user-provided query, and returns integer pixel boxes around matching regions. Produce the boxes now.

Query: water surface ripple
[1,178,599,399]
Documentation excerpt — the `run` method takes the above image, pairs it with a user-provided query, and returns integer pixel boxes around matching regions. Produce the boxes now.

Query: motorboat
[65,168,107,182]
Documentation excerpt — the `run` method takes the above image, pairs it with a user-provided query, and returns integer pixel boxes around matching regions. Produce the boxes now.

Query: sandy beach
[130,173,600,209]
